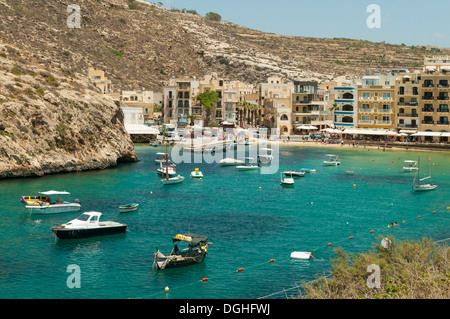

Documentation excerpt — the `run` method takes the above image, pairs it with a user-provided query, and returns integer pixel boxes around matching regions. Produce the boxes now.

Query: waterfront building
[395,72,421,135]
[87,67,119,102]
[162,76,199,126]
[121,89,162,121]
[354,72,397,132]
[333,85,357,129]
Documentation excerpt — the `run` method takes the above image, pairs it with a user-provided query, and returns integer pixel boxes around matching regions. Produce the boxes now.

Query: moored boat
[162,175,184,185]
[153,233,211,270]
[23,190,81,215]
[119,203,139,213]
[191,168,203,178]
[283,170,305,177]
[403,160,418,172]
[280,173,295,186]
[323,154,340,166]
[412,157,437,192]
[50,211,127,239]
[219,158,244,166]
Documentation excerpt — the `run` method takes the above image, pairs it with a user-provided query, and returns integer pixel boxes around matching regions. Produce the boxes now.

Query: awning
[39,190,71,195]
[441,132,450,137]
[399,129,417,134]
[296,125,318,130]
[411,131,443,137]
[343,129,388,135]
[125,124,160,135]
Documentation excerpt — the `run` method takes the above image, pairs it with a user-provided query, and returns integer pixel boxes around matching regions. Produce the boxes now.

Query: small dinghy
[290,251,314,260]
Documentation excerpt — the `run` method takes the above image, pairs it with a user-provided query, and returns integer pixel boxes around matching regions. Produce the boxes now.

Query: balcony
[376,120,392,125]
[422,108,434,112]
[397,113,418,118]
[422,120,435,125]
[359,108,373,113]
[378,109,392,114]
[437,96,449,101]
[422,83,434,88]
[397,123,418,128]
[422,95,434,100]
[359,120,374,124]
[397,101,418,106]
[437,121,449,125]
[437,108,449,113]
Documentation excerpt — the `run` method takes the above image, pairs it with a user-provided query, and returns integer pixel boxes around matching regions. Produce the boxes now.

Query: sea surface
[0,144,449,299]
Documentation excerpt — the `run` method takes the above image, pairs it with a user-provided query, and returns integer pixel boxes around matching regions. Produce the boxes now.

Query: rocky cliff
[0,42,137,178]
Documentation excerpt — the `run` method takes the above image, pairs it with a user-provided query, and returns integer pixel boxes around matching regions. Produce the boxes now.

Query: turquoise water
[0,144,449,299]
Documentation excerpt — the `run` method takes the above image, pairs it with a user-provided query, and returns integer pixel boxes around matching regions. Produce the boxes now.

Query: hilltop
[0,0,434,92]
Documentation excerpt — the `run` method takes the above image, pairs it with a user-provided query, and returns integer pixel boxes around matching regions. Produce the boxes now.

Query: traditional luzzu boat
[22,190,81,215]
[152,233,211,270]
[119,203,139,213]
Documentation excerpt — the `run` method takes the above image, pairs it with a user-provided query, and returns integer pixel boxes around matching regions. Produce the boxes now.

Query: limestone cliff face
[0,43,138,178]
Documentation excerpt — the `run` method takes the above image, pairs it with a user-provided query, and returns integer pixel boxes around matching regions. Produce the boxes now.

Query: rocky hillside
[0,0,432,91]
[0,42,137,178]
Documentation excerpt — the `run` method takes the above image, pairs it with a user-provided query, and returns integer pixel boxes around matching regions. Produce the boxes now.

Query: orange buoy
[238,268,244,272]
[403,220,406,223]
[327,243,332,246]
[202,278,208,282]
[353,184,356,188]
[433,211,436,214]
[349,236,354,239]
[370,230,374,233]
[418,216,421,219]
[269,259,275,262]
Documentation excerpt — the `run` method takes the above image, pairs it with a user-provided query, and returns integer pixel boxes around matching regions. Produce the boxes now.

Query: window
[280,114,289,121]
[382,92,391,100]
[362,92,370,99]
[361,103,370,111]
[361,115,370,123]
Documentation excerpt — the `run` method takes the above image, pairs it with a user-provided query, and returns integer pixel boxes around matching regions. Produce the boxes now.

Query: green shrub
[108,48,123,59]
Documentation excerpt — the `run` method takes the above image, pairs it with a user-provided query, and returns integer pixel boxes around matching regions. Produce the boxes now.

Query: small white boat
[50,212,127,239]
[280,173,295,186]
[191,168,203,178]
[220,158,244,166]
[157,161,177,176]
[162,175,185,185]
[323,154,340,166]
[283,170,305,178]
[412,157,437,192]
[403,160,418,172]
[290,251,314,260]
[23,190,81,215]
[236,165,260,171]
[346,170,354,175]
[119,203,139,213]
[300,168,316,173]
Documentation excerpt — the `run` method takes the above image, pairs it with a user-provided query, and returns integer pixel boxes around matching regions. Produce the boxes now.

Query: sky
[153,0,450,48]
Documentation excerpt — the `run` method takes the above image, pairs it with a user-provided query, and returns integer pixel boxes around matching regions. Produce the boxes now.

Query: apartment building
[87,67,119,102]
[163,76,199,126]
[121,89,162,121]
[354,72,398,131]
[395,73,421,134]
[333,86,357,129]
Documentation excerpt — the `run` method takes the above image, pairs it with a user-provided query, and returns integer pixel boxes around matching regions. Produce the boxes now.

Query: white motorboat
[162,175,185,185]
[290,251,314,260]
[280,173,295,186]
[157,161,177,176]
[323,154,340,166]
[412,157,437,192]
[219,158,244,166]
[191,168,203,178]
[300,168,316,173]
[236,165,260,171]
[50,211,127,239]
[283,170,305,177]
[23,190,81,215]
[403,160,418,172]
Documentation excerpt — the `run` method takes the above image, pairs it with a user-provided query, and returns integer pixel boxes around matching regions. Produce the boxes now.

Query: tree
[197,91,219,126]
[205,12,221,21]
